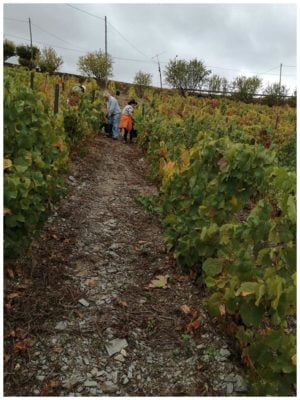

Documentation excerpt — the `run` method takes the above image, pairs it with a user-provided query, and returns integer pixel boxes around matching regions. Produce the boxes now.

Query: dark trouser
[124,129,133,142]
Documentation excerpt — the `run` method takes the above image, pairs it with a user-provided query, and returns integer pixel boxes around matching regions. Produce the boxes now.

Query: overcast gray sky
[3,2,297,92]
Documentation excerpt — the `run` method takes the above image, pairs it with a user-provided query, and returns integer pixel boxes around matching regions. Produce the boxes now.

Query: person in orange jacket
[119,99,138,143]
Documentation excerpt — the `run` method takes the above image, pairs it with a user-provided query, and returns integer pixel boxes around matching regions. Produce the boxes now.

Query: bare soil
[4,132,248,396]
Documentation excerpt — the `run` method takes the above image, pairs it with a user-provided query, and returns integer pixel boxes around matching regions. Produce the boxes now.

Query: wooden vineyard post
[54,83,60,114]
[91,89,96,103]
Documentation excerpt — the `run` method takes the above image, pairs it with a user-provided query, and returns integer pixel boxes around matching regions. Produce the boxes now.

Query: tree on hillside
[38,47,63,74]
[133,71,152,97]
[231,75,262,102]
[78,50,113,87]
[16,44,40,69]
[4,39,16,61]
[208,74,222,93]
[262,83,289,106]
[220,77,229,94]
[164,58,211,96]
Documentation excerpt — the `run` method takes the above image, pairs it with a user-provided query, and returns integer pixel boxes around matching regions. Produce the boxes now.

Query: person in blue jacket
[103,91,121,140]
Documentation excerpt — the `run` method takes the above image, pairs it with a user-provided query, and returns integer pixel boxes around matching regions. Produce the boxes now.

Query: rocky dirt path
[4,133,248,396]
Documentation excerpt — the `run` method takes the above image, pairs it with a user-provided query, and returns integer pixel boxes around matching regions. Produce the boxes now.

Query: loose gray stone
[36,375,45,381]
[220,348,231,357]
[120,349,127,357]
[109,243,120,250]
[62,377,81,389]
[107,251,119,258]
[90,388,97,395]
[55,321,68,330]
[114,354,125,362]
[111,371,118,384]
[226,382,234,395]
[78,298,90,307]
[97,370,106,377]
[101,381,118,393]
[84,380,98,387]
[104,219,117,227]
[223,373,236,382]
[234,375,248,392]
[91,367,98,376]
[105,338,128,356]
[122,376,129,385]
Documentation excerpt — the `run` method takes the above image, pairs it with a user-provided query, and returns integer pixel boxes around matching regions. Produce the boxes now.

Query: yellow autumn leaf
[148,274,169,289]
[230,196,238,207]
[53,138,65,151]
[4,159,13,170]
[163,160,176,178]
[180,149,190,170]
[4,208,12,216]
[236,282,259,297]
[219,304,226,316]
[158,147,168,157]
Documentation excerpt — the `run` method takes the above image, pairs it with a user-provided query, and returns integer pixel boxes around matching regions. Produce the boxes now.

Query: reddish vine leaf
[5,303,13,312]
[16,279,32,289]
[53,346,64,354]
[41,379,60,395]
[242,349,256,370]
[189,271,197,280]
[6,268,15,279]
[7,293,20,300]
[13,338,35,353]
[190,308,199,319]
[7,328,28,339]
[217,157,228,170]
[179,305,198,319]
[4,354,11,364]
[174,274,188,283]
[116,299,128,307]
[187,319,201,332]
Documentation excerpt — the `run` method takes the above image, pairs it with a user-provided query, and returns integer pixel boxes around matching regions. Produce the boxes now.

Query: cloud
[4,3,297,90]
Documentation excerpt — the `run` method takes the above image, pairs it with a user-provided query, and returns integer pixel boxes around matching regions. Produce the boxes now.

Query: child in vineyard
[119,99,138,143]
[67,77,86,106]
[71,76,86,93]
